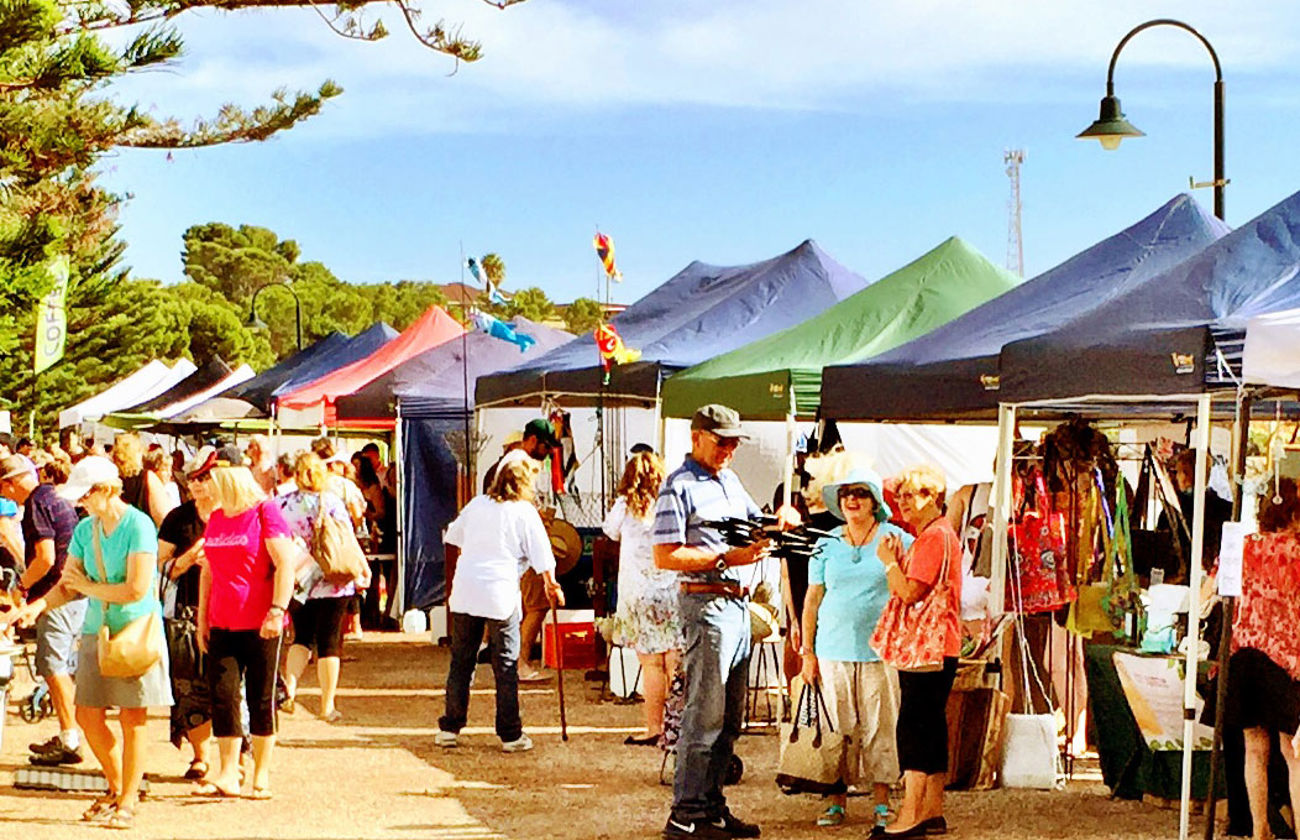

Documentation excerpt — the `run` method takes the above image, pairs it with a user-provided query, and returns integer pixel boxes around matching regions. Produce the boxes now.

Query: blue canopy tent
[224,332,350,413]
[333,319,575,608]
[475,240,870,407]
[268,322,399,405]
[821,194,1228,421]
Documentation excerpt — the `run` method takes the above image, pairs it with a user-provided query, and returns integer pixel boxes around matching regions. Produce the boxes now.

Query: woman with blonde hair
[52,456,171,828]
[113,433,171,526]
[436,457,563,752]
[875,464,962,838]
[195,445,298,799]
[603,450,680,746]
[143,447,180,518]
[278,452,368,721]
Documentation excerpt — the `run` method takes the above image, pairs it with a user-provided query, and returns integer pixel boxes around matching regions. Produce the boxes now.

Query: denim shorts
[35,599,88,678]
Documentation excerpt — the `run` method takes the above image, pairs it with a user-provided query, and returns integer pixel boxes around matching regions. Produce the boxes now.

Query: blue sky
[98,1,1300,306]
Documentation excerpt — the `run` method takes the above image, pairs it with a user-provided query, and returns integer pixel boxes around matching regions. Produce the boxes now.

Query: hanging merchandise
[1069,471,1142,640]
[549,408,578,495]
[1007,470,1074,614]
[1129,443,1189,583]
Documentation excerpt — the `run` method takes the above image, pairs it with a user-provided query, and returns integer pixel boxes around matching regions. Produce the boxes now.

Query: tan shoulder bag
[92,522,163,679]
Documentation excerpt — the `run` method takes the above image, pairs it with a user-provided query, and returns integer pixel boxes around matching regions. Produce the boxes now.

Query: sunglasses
[706,432,742,449]
[837,486,874,501]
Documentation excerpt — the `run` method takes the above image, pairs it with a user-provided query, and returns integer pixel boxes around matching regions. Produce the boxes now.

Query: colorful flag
[593,232,622,282]
[593,323,640,383]
[33,256,70,375]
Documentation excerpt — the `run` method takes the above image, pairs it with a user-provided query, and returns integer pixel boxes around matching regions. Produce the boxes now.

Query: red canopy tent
[276,305,465,426]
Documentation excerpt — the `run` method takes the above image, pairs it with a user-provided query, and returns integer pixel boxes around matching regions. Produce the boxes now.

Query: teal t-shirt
[68,506,161,635]
[808,523,914,663]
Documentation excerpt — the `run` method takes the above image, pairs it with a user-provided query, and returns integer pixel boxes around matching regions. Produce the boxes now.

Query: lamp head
[245,310,268,331]
[1077,94,1145,150]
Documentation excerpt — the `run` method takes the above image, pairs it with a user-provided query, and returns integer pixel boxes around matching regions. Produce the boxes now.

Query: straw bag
[312,494,369,585]
[92,524,163,679]
[775,678,850,796]
[871,526,956,672]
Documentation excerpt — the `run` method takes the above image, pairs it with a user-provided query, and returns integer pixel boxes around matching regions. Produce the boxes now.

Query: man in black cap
[653,404,798,839]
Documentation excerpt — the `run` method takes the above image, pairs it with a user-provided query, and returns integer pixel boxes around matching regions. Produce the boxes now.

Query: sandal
[184,759,209,781]
[82,795,117,822]
[817,804,846,827]
[249,786,273,801]
[193,780,240,798]
[624,733,661,747]
[105,808,135,830]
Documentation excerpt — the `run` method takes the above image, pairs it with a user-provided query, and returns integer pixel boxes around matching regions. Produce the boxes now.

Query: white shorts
[819,659,901,785]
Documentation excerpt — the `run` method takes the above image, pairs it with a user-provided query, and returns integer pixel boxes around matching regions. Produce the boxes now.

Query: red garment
[1233,531,1300,682]
[903,517,963,658]
[203,499,293,631]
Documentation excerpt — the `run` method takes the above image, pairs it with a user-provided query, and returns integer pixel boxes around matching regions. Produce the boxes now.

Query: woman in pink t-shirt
[193,446,298,800]
[876,464,962,839]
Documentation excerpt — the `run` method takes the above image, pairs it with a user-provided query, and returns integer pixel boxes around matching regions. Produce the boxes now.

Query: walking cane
[550,599,569,741]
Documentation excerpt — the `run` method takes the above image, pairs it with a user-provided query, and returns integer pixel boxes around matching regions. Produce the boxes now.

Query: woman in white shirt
[603,451,680,746]
[435,458,564,753]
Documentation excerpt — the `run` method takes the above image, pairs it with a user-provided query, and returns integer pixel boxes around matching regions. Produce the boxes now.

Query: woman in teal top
[47,456,171,830]
[800,466,912,830]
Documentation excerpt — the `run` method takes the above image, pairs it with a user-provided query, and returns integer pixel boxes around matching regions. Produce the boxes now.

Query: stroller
[658,666,743,786]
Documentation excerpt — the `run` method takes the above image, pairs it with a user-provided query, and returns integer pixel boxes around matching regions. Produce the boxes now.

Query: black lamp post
[246,281,303,351]
[1077,18,1226,221]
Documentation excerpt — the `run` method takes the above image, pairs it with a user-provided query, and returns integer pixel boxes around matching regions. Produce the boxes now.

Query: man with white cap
[654,404,799,840]
[0,453,86,766]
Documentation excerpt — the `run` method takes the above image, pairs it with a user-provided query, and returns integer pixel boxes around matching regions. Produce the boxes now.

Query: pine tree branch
[115,81,342,148]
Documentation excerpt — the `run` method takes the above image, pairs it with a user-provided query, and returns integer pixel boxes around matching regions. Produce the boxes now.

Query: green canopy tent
[661,236,1023,420]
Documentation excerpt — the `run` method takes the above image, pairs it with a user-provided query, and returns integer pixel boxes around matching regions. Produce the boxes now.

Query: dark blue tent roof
[476,239,869,405]
[999,188,1300,405]
[225,332,350,413]
[821,195,1228,420]
[268,322,398,400]
[335,318,574,420]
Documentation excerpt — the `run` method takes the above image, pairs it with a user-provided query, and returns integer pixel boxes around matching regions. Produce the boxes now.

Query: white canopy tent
[1243,307,1300,388]
[58,359,197,429]
[156,365,256,419]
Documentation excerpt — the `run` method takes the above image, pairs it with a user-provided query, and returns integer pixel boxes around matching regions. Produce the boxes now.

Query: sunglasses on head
[837,486,874,501]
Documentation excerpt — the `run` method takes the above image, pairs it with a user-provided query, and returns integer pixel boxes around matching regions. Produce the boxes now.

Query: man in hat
[654,404,798,839]
[0,454,85,766]
[481,418,559,494]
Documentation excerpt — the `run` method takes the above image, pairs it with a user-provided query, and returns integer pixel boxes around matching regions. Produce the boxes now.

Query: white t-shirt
[444,495,556,621]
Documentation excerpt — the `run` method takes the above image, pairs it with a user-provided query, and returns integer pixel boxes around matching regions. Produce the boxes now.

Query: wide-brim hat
[822,467,891,523]
[56,456,120,502]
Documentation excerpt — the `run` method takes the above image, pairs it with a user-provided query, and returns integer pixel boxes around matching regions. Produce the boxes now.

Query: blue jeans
[439,611,523,742]
[673,593,750,822]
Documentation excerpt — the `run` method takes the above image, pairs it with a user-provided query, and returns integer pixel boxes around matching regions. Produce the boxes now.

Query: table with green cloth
[1083,643,1222,801]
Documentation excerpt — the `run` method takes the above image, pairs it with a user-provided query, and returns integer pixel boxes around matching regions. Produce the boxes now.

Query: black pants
[439,611,522,742]
[209,628,282,738]
[291,597,350,659]
[897,657,959,774]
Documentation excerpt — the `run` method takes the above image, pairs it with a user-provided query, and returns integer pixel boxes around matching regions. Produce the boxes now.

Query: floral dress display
[603,498,683,655]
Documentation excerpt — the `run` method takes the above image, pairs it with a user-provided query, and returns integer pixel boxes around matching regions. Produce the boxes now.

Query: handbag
[1069,474,1142,639]
[1129,444,1188,582]
[91,524,164,679]
[870,525,956,672]
[775,678,850,796]
[1007,471,1074,614]
[311,493,369,585]
[1001,712,1060,789]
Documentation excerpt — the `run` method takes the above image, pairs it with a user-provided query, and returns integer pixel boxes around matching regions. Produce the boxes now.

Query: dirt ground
[0,633,1203,839]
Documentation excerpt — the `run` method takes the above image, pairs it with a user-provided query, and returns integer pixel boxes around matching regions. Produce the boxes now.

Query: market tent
[999,188,1300,405]
[336,318,574,421]
[331,318,573,610]
[1242,307,1300,388]
[268,323,400,404]
[58,359,197,429]
[224,331,349,412]
[821,194,1228,421]
[121,357,233,414]
[156,364,255,419]
[277,307,464,420]
[475,240,869,406]
[661,237,1021,420]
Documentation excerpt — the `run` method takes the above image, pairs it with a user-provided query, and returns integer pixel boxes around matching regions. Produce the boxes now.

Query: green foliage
[503,286,556,323]
[563,297,605,334]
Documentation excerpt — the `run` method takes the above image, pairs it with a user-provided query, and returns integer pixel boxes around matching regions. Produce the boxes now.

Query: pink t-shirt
[204,499,292,631]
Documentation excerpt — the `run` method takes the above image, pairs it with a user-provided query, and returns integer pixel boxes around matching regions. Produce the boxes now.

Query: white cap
[56,456,120,503]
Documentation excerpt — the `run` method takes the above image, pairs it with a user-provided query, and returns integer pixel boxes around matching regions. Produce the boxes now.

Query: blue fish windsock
[473,312,536,352]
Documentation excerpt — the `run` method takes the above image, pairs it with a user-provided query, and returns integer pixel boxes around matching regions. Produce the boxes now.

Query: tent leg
[989,403,1016,616]
[1180,393,1212,840]
[393,404,405,618]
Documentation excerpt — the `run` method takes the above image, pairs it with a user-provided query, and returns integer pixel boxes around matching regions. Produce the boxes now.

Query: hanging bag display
[871,528,956,671]
[775,678,850,795]
[1006,471,1074,614]
[1129,444,1188,582]
[92,524,164,679]
[1069,473,1142,639]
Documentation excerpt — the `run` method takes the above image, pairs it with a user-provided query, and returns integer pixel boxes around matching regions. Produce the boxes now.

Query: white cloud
[101,1,1300,138]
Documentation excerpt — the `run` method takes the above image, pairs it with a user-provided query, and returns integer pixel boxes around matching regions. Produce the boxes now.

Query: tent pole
[1180,393,1212,840]
[782,387,796,509]
[1203,390,1250,840]
[989,403,1017,615]
[394,401,405,617]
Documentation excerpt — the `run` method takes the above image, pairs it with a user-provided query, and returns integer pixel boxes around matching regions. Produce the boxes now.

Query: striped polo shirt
[652,455,761,584]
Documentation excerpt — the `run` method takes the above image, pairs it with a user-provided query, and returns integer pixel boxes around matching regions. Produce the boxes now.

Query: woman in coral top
[1229,478,1300,840]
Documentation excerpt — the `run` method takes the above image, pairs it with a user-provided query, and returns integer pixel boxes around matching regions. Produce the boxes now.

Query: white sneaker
[434,730,458,748]
[501,734,533,753]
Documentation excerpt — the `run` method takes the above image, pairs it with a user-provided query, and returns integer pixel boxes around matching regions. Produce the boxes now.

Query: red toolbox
[543,621,598,670]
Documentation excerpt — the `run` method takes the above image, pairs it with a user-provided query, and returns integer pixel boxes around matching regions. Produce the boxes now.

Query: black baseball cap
[691,404,749,440]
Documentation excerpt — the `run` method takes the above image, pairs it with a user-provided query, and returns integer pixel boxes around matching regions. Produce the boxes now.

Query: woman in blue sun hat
[799,465,912,831]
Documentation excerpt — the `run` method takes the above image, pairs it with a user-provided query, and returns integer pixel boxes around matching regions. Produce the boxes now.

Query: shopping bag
[871,532,955,672]
[1000,713,1060,789]
[775,679,849,796]
[1007,471,1074,614]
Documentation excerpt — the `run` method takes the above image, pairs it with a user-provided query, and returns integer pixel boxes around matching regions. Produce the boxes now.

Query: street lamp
[246,280,303,351]
[1077,18,1226,220]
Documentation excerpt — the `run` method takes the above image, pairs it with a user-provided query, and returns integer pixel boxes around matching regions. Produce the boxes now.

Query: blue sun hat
[822,467,891,523]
